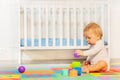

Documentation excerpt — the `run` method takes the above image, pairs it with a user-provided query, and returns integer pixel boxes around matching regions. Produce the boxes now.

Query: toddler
[75,22,109,73]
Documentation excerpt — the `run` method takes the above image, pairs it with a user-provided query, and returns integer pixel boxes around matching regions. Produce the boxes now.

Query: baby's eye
[87,37,91,39]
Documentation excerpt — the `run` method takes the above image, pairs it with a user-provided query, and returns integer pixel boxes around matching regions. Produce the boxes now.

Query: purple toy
[74,51,80,58]
[18,66,25,73]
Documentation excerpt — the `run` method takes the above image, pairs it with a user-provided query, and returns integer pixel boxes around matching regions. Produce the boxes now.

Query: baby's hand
[84,61,90,65]
[75,50,84,56]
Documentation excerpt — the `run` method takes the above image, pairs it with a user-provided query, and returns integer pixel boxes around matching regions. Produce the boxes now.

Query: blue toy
[74,68,82,76]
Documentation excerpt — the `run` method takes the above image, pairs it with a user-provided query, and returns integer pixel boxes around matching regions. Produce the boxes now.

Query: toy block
[69,69,78,77]
[72,61,81,68]
[74,68,82,76]
[61,69,68,76]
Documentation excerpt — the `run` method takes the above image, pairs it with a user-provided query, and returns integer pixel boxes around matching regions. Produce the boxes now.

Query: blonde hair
[84,22,103,39]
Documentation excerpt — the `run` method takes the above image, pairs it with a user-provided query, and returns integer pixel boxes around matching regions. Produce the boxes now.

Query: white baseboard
[0,58,119,67]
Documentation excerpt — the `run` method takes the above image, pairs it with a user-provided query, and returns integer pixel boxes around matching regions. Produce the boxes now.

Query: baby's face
[84,31,100,45]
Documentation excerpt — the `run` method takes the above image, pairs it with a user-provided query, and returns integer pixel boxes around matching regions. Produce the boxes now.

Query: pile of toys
[61,61,82,77]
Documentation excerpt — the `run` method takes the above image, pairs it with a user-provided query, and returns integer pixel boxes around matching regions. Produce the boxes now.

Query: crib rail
[20,0,109,49]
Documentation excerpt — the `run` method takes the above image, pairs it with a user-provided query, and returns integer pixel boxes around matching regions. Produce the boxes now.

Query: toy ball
[74,51,80,58]
[18,66,25,73]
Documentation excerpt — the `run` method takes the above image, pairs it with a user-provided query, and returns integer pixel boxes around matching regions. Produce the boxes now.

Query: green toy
[72,61,81,68]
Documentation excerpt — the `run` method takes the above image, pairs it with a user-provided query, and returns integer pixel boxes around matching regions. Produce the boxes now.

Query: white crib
[20,0,110,64]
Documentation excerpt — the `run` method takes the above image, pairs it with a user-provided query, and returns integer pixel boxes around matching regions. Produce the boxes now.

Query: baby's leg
[88,60,108,72]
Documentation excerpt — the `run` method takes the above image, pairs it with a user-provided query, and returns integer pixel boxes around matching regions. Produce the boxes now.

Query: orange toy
[69,69,78,77]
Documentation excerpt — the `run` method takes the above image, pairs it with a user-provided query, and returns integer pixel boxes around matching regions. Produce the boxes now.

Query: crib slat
[52,8,55,46]
[45,8,48,46]
[73,8,76,47]
[59,8,63,46]
[48,8,52,46]
[63,8,69,47]
[80,7,84,47]
[38,7,41,46]
[70,9,74,46]
[23,6,27,47]
[41,8,46,46]
[76,8,79,46]
[66,8,69,46]
[31,7,34,47]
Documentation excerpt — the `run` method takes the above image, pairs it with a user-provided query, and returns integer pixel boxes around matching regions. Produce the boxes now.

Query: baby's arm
[75,41,103,56]
[84,41,103,56]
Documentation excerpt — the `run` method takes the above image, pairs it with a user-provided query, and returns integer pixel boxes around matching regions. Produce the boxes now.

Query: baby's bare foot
[82,67,89,73]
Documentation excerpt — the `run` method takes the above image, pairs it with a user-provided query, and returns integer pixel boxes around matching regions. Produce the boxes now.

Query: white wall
[111,0,120,59]
[0,0,19,62]
[0,0,120,64]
